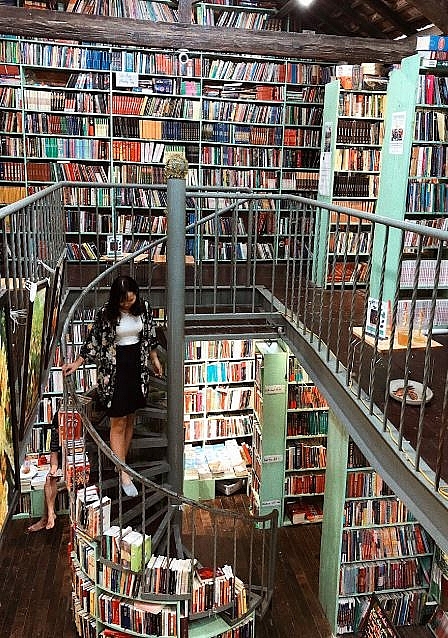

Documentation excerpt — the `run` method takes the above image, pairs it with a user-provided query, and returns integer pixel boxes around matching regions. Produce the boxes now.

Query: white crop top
[115,312,143,346]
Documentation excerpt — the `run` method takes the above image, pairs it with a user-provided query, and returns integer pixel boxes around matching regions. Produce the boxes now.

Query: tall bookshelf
[315,78,386,288]
[320,412,433,635]
[250,340,287,521]
[372,53,448,327]
[183,338,254,501]
[283,355,328,526]
[0,35,335,272]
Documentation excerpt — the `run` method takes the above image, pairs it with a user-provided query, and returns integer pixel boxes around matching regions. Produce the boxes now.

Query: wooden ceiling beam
[0,6,415,63]
[405,0,448,34]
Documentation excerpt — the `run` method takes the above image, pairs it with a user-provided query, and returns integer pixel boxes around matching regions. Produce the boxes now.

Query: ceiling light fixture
[297,0,315,7]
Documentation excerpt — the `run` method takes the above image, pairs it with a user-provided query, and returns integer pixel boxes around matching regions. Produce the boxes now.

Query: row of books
[24,88,109,113]
[65,71,110,90]
[346,471,394,499]
[201,145,281,168]
[21,41,111,70]
[196,6,277,30]
[328,230,372,255]
[184,416,253,442]
[67,0,178,22]
[184,359,254,385]
[334,148,381,173]
[338,92,386,119]
[285,442,327,470]
[400,259,448,288]
[327,261,368,285]
[337,591,427,634]
[185,339,253,362]
[336,120,384,145]
[341,524,432,562]
[409,145,448,178]
[339,557,428,595]
[287,410,328,437]
[25,113,109,137]
[0,86,20,108]
[284,472,325,496]
[333,173,379,199]
[343,498,414,528]
[72,563,96,618]
[288,384,328,410]
[397,299,448,328]
[414,109,448,142]
[203,100,283,125]
[25,136,109,160]
[404,217,448,250]
[98,593,178,636]
[417,74,448,106]
[285,104,323,126]
[46,367,97,393]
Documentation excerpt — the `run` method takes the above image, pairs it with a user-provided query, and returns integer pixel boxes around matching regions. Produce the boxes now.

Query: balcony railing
[1,177,448,586]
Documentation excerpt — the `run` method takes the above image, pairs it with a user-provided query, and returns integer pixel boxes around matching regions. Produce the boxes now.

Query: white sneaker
[122,480,138,498]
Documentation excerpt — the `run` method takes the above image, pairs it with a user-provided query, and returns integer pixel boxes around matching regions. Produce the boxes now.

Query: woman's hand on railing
[61,356,84,376]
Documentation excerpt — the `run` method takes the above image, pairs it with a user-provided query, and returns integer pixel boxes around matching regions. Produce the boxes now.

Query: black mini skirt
[107,342,146,418]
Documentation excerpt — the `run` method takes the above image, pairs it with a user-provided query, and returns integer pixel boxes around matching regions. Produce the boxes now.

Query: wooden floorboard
[0,500,434,638]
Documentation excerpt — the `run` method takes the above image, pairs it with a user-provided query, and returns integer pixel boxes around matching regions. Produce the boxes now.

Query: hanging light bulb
[297,0,315,7]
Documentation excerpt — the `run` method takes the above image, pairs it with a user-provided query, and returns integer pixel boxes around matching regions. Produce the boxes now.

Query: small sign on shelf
[365,297,390,340]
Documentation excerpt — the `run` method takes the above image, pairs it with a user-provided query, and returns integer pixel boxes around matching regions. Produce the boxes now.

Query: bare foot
[45,512,57,530]
[28,518,48,532]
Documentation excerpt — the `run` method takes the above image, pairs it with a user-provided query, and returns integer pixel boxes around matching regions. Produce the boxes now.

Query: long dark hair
[104,276,144,325]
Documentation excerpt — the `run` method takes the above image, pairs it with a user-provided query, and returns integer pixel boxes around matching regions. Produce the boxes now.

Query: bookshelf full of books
[0,34,336,273]
[249,340,288,521]
[70,484,255,637]
[320,414,434,635]
[183,338,255,500]
[372,44,448,328]
[316,69,387,288]
[283,355,328,526]
[193,0,285,31]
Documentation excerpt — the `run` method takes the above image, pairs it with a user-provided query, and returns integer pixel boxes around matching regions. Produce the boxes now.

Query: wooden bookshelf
[0,35,336,269]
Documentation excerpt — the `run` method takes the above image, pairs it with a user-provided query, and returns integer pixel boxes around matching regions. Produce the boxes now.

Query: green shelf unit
[371,54,421,304]
[319,411,433,635]
[315,79,386,289]
[372,53,448,328]
[250,340,288,522]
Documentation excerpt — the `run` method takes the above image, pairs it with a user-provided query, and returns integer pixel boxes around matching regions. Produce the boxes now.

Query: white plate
[389,379,433,405]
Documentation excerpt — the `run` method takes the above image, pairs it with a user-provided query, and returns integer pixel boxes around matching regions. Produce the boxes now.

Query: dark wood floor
[0,496,432,638]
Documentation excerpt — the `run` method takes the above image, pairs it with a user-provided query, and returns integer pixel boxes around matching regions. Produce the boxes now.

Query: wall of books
[0,34,335,271]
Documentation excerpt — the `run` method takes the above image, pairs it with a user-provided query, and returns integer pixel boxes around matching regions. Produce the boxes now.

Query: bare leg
[124,414,135,459]
[110,415,132,484]
[44,476,58,529]
[28,475,58,532]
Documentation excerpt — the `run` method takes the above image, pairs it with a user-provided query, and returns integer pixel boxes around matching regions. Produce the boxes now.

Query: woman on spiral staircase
[62,275,163,497]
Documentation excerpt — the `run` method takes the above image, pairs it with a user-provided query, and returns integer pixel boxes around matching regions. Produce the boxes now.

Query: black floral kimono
[79,300,159,409]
